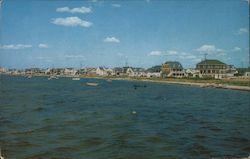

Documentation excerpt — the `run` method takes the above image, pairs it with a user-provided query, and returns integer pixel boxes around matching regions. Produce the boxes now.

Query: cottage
[96,67,113,76]
[225,65,238,78]
[63,68,77,76]
[244,72,250,78]
[85,68,97,77]
[113,67,129,76]
[146,65,161,78]
[185,68,200,78]
[161,61,185,78]
[0,67,7,73]
[96,67,106,76]
[50,68,64,75]
[126,67,146,77]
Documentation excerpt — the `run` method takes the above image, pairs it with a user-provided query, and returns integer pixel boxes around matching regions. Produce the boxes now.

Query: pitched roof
[164,61,183,69]
[146,65,162,73]
[197,59,226,65]
[131,67,145,72]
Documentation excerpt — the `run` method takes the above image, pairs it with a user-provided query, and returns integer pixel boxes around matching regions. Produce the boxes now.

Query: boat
[86,82,99,86]
[72,77,80,80]
[48,75,59,80]
[133,84,147,89]
[27,75,32,79]
[106,79,112,82]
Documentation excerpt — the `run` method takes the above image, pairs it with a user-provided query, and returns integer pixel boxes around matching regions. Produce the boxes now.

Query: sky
[0,0,249,69]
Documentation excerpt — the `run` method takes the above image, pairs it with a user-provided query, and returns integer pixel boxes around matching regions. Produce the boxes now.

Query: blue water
[0,75,249,159]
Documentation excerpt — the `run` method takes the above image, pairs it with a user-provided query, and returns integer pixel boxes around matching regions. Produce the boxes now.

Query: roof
[197,59,226,65]
[146,65,162,73]
[164,61,183,69]
[131,67,145,72]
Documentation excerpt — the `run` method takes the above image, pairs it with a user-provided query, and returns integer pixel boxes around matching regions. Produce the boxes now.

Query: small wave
[33,107,46,112]
[145,136,162,143]
[227,136,249,144]
[81,137,105,147]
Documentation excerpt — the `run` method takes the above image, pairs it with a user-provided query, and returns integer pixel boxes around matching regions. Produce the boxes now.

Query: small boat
[106,79,112,82]
[72,77,80,80]
[86,82,99,86]
[48,76,59,80]
[27,75,32,79]
[133,84,147,89]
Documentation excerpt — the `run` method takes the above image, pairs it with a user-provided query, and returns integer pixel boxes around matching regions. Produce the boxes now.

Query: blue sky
[0,0,249,69]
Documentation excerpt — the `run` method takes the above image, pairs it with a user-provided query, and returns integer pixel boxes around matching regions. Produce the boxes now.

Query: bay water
[0,75,249,159]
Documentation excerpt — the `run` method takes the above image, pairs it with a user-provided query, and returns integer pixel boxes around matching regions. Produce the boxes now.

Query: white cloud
[104,37,120,43]
[0,44,32,50]
[166,50,178,55]
[56,6,91,14]
[232,47,241,52]
[177,52,199,61]
[38,43,49,48]
[148,51,162,56]
[237,28,249,35]
[51,17,92,28]
[112,4,121,8]
[196,44,225,54]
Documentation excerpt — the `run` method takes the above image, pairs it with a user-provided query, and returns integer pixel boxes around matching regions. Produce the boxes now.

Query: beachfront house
[0,67,7,73]
[63,68,77,76]
[133,68,146,77]
[45,68,51,75]
[244,72,250,78]
[50,68,64,75]
[185,68,200,78]
[225,65,238,78]
[75,68,86,76]
[161,61,185,78]
[113,67,123,76]
[85,68,97,77]
[113,67,129,76]
[126,67,146,77]
[96,67,113,76]
[146,65,162,78]
[96,67,107,76]
[196,59,237,79]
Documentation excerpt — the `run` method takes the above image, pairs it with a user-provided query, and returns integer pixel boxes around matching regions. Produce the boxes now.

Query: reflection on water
[0,75,249,159]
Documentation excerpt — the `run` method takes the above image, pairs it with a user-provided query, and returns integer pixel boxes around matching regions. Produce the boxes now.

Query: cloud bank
[104,37,120,43]
[51,17,92,28]
[38,43,49,48]
[56,6,91,14]
[0,44,32,50]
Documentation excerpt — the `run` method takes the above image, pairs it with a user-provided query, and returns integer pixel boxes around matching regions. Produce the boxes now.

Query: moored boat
[48,75,59,80]
[72,77,80,80]
[27,75,32,79]
[86,82,99,86]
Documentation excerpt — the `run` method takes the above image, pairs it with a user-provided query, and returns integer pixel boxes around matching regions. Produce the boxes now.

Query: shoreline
[1,73,250,92]
[102,77,250,92]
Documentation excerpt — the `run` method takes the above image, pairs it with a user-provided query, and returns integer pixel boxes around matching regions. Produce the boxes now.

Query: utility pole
[125,58,128,67]
[202,53,208,60]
